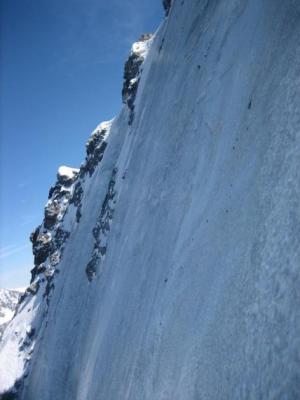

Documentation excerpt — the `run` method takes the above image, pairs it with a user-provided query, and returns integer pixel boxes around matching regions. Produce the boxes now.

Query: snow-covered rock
[122,33,153,124]
[57,166,79,184]
[1,0,300,399]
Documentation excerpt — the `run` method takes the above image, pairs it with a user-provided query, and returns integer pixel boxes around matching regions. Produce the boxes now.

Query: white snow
[0,292,38,393]
[0,309,14,326]
[92,119,114,135]
[131,36,153,59]
[57,166,79,181]
[11,288,26,293]
[0,289,23,325]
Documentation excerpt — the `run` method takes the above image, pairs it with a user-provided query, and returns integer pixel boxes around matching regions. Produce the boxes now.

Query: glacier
[1,0,300,398]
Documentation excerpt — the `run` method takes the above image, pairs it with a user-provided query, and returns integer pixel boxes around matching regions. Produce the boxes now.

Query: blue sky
[0,0,163,288]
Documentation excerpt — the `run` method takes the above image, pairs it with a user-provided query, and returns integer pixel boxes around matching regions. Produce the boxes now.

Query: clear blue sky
[0,0,163,288]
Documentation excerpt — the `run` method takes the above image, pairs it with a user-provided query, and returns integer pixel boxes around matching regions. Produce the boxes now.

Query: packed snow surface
[57,166,79,181]
[1,0,300,399]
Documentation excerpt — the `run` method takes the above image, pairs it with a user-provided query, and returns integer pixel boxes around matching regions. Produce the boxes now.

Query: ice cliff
[1,0,300,398]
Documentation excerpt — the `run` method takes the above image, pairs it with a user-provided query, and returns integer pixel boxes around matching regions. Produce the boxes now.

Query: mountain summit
[1,0,300,398]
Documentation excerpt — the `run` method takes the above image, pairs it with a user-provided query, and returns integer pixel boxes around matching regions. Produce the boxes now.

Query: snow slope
[1,0,300,398]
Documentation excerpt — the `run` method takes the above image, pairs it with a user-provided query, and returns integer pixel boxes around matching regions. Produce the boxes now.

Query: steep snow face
[1,0,300,398]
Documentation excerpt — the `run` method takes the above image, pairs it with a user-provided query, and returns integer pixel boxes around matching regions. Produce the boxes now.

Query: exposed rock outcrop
[86,167,118,281]
[162,0,172,16]
[80,121,111,177]
[27,121,113,300]
[122,34,153,124]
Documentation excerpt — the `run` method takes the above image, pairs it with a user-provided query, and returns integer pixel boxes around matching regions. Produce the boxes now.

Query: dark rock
[76,207,82,223]
[159,38,165,53]
[26,281,40,295]
[70,181,84,222]
[32,232,52,266]
[33,246,50,267]
[50,251,60,266]
[44,201,60,228]
[81,131,108,177]
[86,129,106,156]
[85,168,117,281]
[163,0,172,16]
[122,34,153,124]
[44,278,55,299]
[86,255,98,282]
[70,182,83,208]
[99,246,107,256]
[86,141,107,176]
[122,54,143,124]
[26,327,35,339]
[54,227,70,250]
[34,264,47,275]
[1,390,18,399]
[30,226,40,246]
[48,186,55,199]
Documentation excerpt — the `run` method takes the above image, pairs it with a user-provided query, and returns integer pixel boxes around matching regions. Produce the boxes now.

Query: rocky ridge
[122,33,154,125]
[25,31,156,300]
[25,121,114,302]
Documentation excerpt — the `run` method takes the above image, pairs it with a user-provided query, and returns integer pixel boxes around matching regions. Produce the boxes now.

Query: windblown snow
[1,0,300,399]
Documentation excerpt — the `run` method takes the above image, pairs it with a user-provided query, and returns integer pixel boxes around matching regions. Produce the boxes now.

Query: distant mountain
[0,289,24,341]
